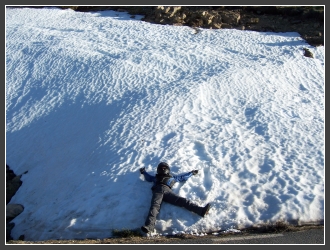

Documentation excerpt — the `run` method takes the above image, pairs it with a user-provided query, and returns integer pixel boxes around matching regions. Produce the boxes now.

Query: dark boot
[201,203,211,217]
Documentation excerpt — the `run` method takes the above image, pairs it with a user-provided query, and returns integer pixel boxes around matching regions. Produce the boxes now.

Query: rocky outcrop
[6,164,26,241]
[11,6,324,47]
[145,6,323,47]
[12,6,324,46]
[73,6,324,47]
[6,168,22,205]
[7,204,24,222]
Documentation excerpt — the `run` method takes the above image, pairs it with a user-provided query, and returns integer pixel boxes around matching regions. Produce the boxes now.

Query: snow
[6,7,324,241]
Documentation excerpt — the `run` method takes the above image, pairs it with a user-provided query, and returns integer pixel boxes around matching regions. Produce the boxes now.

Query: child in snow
[139,162,211,234]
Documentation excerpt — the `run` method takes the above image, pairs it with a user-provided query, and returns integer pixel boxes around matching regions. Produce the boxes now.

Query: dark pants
[143,184,204,231]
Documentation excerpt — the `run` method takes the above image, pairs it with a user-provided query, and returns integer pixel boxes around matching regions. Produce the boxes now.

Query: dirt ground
[7,224,324,244]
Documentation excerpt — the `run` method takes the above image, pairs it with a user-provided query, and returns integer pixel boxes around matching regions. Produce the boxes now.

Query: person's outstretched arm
[139,167,156,182]
[173,170,198,182]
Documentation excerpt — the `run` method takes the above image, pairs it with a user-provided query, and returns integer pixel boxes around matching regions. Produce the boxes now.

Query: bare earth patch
[6,225,324,244]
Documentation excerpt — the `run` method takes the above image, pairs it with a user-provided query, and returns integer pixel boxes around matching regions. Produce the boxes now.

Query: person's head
[157,162,170,175]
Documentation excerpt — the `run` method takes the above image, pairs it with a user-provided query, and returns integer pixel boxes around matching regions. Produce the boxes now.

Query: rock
[6,164,25,242]
[222,11,241,24]
[6,175,22,204]
[168,6,181,17]
[250,18,259,24]
[221,23,233,29]
[303,48,314,58]
[6,222,15,241]
[6,166,16,181]
[211,23,222,29]
[7,204,24,222]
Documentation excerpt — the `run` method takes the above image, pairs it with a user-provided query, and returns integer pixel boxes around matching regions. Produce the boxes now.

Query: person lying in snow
[139,162,211,234]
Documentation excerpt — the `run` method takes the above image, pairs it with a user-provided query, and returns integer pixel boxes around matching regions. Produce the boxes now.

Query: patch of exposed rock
[72,6,324,47]
[11,6,323,47]
[6,164,26,242]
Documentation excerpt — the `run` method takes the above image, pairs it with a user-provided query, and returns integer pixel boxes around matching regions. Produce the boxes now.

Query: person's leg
[163,190,205,216]
[142,187,164,233]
